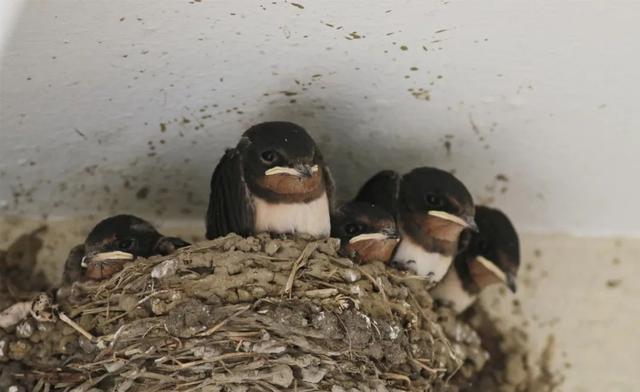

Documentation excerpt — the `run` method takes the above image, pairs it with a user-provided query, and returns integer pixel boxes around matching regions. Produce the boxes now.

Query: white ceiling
[1,0,639,236]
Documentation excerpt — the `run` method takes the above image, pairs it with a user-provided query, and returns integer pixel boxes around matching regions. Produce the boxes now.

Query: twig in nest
[73,357,120,370]
[411,358,447,374]
[196,305,251,337]
[407,291,434,334]
[108,324,127,349]
[382,372,412,386]
[157,352,257,371]
[58,312,105,349]
[333,310,354,359]
[283,242,318,298]
[445,356,464,384]
[311,279,352,295]
[106,293,111,319]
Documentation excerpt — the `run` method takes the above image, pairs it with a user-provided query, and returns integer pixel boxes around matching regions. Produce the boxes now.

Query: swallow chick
[431,206,520,313]
[62,214,190,284]
[331,201,399,264]
[357,167,476,284]
[206,121,334,240]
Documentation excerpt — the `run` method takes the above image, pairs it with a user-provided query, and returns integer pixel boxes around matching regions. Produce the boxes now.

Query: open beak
[264,164,319,178]
[428,210,478,231]
[81,251,135,268]
[476,255,517,292]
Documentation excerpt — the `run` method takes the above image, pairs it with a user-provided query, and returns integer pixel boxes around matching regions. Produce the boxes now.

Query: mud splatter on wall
[1,1,639,236]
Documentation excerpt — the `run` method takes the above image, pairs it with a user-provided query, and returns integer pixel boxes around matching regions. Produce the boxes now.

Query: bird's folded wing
[205,148,255,239]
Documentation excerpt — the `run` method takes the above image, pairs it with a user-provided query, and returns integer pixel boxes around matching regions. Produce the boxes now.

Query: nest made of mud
[1,234,489,392]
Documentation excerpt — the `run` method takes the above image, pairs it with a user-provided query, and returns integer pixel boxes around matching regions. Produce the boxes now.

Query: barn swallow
[356,167,476,284]
[331,201,399,264]
[205,122,334,239]
[431,206,520,313]
[62,214,190,284]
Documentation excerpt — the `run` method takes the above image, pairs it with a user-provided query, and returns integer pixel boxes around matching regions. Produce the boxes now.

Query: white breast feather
[393,235,453,283]
[253,193,330,237]
[431,267,477,314]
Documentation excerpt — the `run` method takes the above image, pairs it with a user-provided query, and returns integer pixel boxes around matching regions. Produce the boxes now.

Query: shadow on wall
[0,1,529,225]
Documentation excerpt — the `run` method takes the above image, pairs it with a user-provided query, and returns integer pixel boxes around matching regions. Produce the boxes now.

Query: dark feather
[62,244,86,285]
[355,170,400,215]
[205,148,255,239]
[154,236,191,256]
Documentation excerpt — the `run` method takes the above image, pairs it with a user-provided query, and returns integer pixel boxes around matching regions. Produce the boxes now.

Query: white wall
[2,0,640,236]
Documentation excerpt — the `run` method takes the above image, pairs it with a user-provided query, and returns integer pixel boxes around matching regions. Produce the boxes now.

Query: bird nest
[0,234,489,392]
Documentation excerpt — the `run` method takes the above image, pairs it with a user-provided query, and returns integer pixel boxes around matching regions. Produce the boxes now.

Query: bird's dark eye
[260,150,279,163]
[344,223,363,235]
[426,193,445,208]
[118,238,137,252]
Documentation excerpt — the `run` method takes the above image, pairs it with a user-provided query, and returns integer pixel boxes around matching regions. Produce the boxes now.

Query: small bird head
[84,214,161,257]
[459,206,520,292]
[399,167,476,244]
[241,122,326,203]
[331,202,399,264]
[82,215,162,280]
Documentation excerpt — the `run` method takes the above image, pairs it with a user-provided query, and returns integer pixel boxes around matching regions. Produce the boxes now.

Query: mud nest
[1,234,492,391]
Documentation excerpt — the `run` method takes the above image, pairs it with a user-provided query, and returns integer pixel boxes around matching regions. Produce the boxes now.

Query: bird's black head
[85,214,162,258]
[331,201,399,264]
[240,122,326,203]
[457,206,520,292]
[398,167,476,250]
[354,170,400,215]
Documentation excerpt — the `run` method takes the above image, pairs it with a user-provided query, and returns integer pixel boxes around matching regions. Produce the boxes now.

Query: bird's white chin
[392,235,453,283]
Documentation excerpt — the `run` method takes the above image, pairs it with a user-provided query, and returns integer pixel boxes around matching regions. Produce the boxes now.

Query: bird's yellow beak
[428,210,478,231]
[265,164,319,177]
[81,251,134,268]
